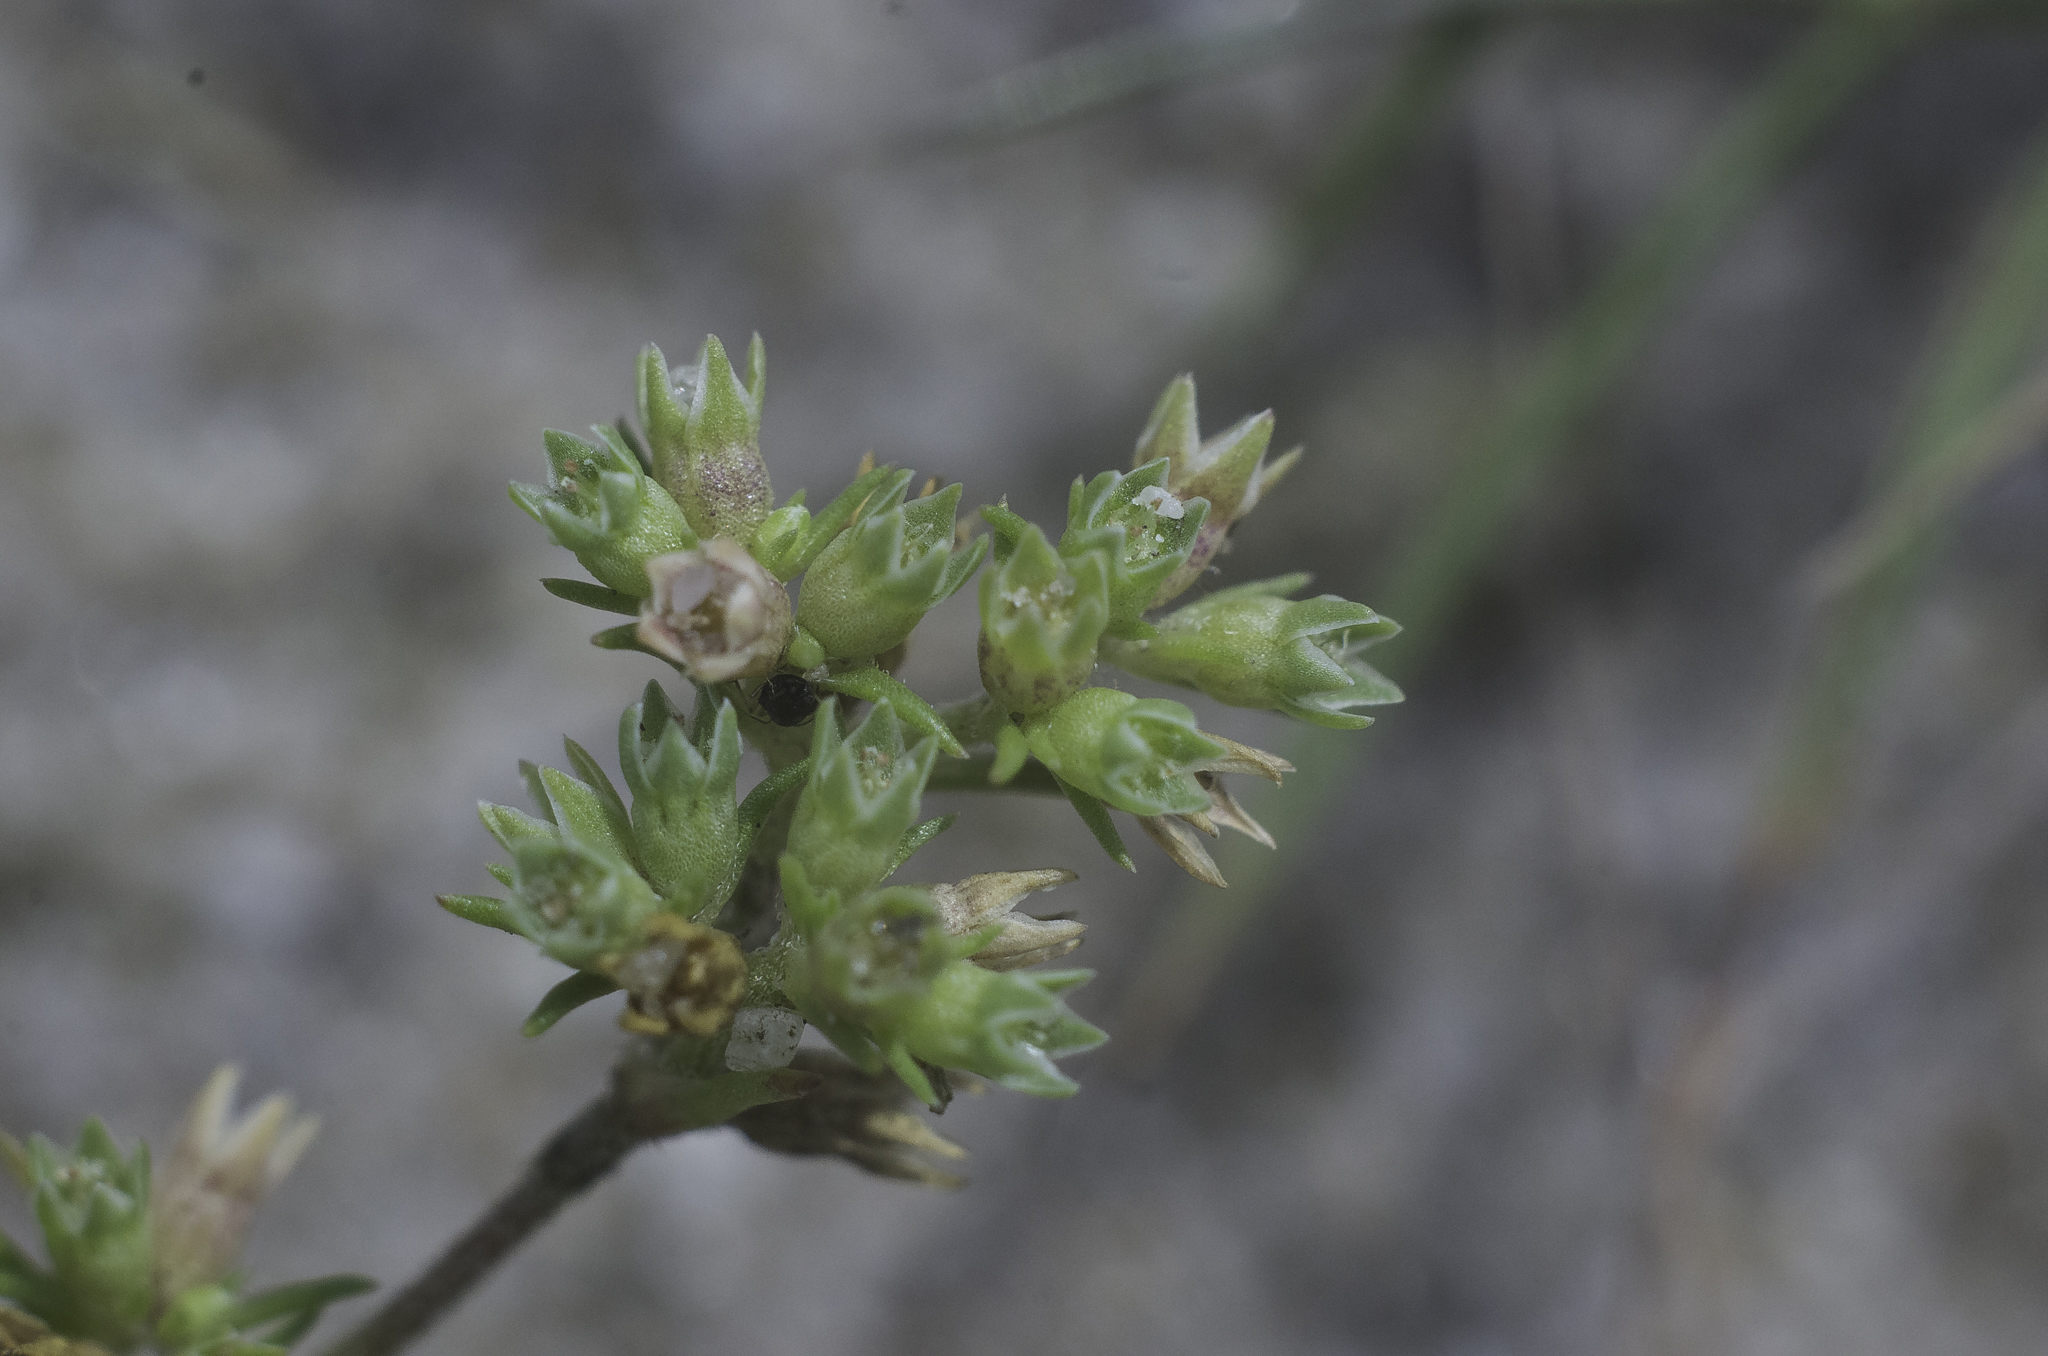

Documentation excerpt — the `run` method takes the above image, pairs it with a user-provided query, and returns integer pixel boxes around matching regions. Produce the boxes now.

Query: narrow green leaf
[590,623,654,653]
[227,1275,376,1335]
[516,761,553,822]
[738,758,812,835]
[562,738,630,832]
[1053,774,1135,872]
[521,972,622,1038]
[888,814,956,879]
[816,667,969,757]
[541,577,641,615]
[435,894,521,936]
[1755,113,2048,867]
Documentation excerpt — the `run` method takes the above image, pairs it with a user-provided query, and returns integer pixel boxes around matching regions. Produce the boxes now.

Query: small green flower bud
[617,691,747,917]
[637,334,773,543]
[1132,374,1300,605]
[929,869,1085,971]
[150,1068,318,1300]
[893,961,1105,1100]
[637,539,794,683]
[784,702,940,898]
[1103,574,1402,728]
[508,427,696,597]
[5,1120,154,1349]
[602,914,749,1038]
[1019,687,1221,817]
[796,482,986,663]
[1058,458,1210,635]
[976,515,1109,716]
[782,882,1104,1104]
[501,836,661,970]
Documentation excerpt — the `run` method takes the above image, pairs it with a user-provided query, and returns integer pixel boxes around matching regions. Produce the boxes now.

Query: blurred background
[4,0,2048,1352]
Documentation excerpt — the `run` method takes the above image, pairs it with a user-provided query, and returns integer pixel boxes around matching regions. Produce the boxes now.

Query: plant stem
[925,753,1061,795]
[317,1088,645,1356]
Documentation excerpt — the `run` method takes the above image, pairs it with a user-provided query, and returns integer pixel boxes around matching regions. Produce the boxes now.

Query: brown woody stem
[316,1086,647,1356]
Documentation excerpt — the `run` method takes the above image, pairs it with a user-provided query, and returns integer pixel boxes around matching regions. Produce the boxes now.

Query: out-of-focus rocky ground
[4,2,2048,1352]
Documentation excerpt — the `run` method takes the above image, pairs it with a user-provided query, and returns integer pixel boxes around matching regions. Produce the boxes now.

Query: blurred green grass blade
[1383,7,1923,637]
[915,5,1359,147]
[1752,118,2048,871]
[1804,352,2048,597]
[1289,18,1490,272]
[1116,11,1918,1063]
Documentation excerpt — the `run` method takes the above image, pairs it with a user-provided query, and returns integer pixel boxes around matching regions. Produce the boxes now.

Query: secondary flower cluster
[461,335,1401,1170]
[0,1070,369,1356]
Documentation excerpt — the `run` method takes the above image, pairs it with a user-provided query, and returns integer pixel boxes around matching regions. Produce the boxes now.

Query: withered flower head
[603,914,749,1038]
[930,869,1086,971]
[637,539,793,683]
[150,1067,319,1299]
[730,1051,967,1189]
[1137,736,1293,886]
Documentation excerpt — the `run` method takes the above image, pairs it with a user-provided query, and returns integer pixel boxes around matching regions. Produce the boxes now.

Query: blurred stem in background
[1109,6,1925,1063]
[1749,119,2048,877]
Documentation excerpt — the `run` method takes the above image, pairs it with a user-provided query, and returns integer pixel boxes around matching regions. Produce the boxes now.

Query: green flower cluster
[0,1071,369,1356]
[451,338,1401,1167]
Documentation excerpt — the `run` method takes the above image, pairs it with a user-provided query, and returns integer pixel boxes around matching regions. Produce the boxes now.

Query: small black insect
[752,673,820,727]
